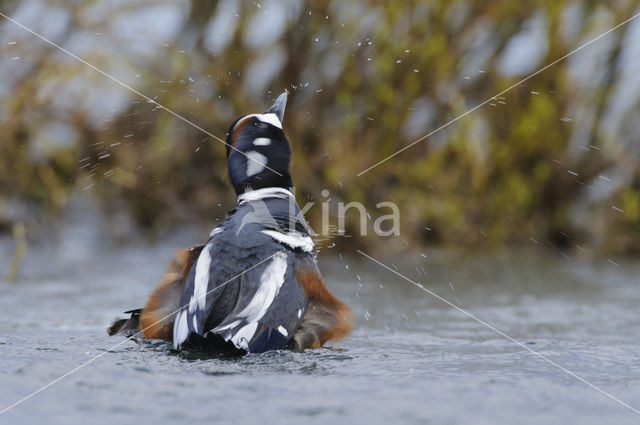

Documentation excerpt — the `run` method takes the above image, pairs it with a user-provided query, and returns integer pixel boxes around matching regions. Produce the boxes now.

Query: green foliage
[1,0,639,254]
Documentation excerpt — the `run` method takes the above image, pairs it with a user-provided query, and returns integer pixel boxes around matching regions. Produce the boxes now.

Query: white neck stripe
[237,187,293,204]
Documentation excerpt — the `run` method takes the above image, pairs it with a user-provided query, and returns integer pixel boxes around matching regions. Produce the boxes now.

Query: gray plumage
[173,191,313,353]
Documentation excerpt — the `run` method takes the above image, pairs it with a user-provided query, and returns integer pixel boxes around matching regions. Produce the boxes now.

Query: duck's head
[225,92,292,195]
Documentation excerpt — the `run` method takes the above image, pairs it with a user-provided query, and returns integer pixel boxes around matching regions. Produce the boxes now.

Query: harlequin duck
[109,92,352,354]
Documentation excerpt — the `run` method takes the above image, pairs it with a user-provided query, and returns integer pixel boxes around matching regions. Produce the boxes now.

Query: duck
[109,92,352,354]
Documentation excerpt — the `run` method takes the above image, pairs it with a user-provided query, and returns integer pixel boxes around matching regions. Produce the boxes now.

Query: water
[1,228,640,424]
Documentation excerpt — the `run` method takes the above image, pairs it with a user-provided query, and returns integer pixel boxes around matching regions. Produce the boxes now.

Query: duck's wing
[173,230,308,353]
[172,227,229,348]
[140,246,203,340]
[108,246,203,341]
[290,254,353,350]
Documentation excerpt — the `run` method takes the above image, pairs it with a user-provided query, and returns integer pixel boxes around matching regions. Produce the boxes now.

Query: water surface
[1,230,639,424]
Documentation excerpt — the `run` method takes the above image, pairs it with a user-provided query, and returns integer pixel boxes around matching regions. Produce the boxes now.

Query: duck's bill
[265,91,288,123]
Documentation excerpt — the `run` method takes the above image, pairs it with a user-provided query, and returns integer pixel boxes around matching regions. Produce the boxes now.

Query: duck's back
[173,196,312,354]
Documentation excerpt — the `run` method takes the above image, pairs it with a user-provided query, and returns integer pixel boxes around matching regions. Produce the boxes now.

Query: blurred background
[2,3,640,423]
[1,0,639,280]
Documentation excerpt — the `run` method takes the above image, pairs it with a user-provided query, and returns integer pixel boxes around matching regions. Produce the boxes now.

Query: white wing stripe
[191,243,213,312]
[209,226,224,237]
[173,310,189,348]
[262,230,313,252]
[235,251,287,323]
[214,319,242,332]
[220,252,288,350]
[230,322,259,350]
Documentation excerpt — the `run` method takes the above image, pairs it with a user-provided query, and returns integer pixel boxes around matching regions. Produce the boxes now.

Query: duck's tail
[107,308,142,337]
[107,245,203,341]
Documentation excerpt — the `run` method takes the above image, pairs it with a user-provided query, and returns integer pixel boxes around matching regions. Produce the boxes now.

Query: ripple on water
[2,252,640,425]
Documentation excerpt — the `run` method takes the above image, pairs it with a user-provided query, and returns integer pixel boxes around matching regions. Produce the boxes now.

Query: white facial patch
[253,137,272,146]
[277,325,288,337]
[252,113,282,129]
[245,150,268,177]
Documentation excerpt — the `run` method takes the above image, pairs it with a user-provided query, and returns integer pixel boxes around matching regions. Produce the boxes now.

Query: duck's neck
[236,187,294,204]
